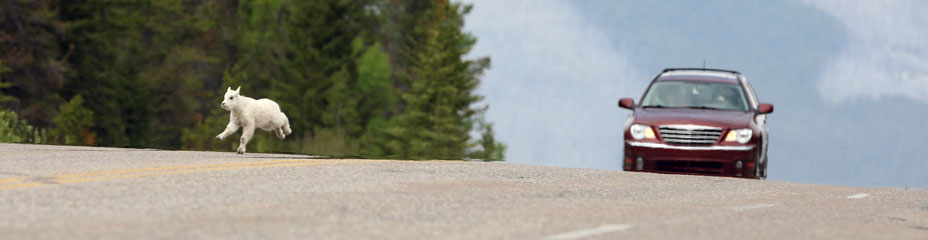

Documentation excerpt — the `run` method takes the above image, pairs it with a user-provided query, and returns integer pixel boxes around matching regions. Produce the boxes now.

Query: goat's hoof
[215,136,222,142]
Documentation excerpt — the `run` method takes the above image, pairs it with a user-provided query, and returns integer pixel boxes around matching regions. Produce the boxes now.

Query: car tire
[755,154,767,180]
[622,151,627,170]
[761,153,768,179]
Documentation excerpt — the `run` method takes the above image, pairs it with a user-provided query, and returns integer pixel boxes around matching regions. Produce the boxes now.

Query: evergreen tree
[381,0,492,159]
[1,0,504,160]
[354,39,396,156]
[0,0,68,127]
[51,95,95,145]
[468,113,506,161]
[182,0,286,152]
[62,0,218,148]
[62,1,158,147]
[0,58,13,104]
[273,0,371,154]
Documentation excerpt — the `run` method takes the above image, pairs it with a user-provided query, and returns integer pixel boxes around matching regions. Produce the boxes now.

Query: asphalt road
[1,143,926,239]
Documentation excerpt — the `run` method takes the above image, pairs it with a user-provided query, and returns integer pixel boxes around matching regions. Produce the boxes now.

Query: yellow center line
[0,182,43,190]
[0,177,27,184]
[56,161,330,185]
[0,159,318,185]
[55,158,320,179]
[0,158,371,190]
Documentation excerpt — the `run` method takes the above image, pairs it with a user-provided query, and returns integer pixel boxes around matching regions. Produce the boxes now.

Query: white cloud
[804,0,928,103]
[463,0,643,169]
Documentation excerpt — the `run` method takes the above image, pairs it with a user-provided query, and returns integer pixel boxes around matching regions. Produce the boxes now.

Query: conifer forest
[0,0,505,161]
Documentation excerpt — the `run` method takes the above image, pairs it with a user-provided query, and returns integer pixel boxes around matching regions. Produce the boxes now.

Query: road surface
[1,143,926,239]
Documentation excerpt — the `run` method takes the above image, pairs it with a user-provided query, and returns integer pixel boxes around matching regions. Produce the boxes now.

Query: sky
[462,0,928,188]
[804,0,928,103]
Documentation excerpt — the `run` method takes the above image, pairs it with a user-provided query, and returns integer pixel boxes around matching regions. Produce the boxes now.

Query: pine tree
[51,95,95,145]
[2,0,504,160]
[62,0,220,148]
[0,58,13,104]
[382,0,492,159]
[0,0,68,127]
[181,0,287,152]
[354,39,396,156]
[273,0,372,154]
[62,1,159,147]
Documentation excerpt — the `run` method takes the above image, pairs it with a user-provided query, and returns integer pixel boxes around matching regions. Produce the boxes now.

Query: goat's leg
[237,124,255,154]
[275,127,286,140]
[216,121,240,141]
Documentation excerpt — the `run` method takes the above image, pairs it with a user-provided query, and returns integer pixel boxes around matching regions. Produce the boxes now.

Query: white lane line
[847,193,870,199]
[728,203,778,211]
[547,224,633,240]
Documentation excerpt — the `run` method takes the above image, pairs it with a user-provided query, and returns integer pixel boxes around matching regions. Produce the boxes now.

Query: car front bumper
[623,141,760,178]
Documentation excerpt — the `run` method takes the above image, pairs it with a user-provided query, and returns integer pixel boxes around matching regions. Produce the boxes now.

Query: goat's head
[221,86,242,111]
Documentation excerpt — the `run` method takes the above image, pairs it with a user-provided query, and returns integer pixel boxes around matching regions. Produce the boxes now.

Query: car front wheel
[755,154,767,180]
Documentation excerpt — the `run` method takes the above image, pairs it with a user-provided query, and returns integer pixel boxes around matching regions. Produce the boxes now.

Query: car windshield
[640,81,749,111]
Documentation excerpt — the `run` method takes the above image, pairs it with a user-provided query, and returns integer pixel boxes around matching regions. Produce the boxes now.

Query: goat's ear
[235,86,241,93]
[227,86,232,92]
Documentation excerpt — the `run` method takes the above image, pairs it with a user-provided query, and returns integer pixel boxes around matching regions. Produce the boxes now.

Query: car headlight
[725,128,752,144]
[630,124,656,140]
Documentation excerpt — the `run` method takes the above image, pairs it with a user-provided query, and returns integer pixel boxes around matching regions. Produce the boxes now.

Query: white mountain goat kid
[215,86,292,154]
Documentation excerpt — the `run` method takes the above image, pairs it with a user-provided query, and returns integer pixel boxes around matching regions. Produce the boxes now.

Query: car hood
[633,108,753,129]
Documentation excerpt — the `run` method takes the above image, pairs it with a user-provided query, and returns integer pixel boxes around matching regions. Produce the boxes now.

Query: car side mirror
[618,98,635,110]
[757,103,773,114]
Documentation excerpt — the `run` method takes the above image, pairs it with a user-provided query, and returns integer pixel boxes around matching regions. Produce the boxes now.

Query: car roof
[655,69,741,84]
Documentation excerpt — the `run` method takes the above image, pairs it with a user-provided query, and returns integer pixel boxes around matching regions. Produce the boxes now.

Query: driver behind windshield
[643,81,748,111]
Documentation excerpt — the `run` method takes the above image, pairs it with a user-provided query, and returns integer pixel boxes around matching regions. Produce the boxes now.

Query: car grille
[658,125,722,145]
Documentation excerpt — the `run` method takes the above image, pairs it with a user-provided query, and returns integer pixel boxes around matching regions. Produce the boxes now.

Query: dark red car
[618,68,773,179]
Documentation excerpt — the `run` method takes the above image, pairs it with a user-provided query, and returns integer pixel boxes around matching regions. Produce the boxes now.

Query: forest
[0,0,505,161]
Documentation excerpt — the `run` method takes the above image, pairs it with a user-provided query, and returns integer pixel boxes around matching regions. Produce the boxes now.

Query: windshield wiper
[641,105,667,108]
[684,106,726,110]
[643,104,689,109]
